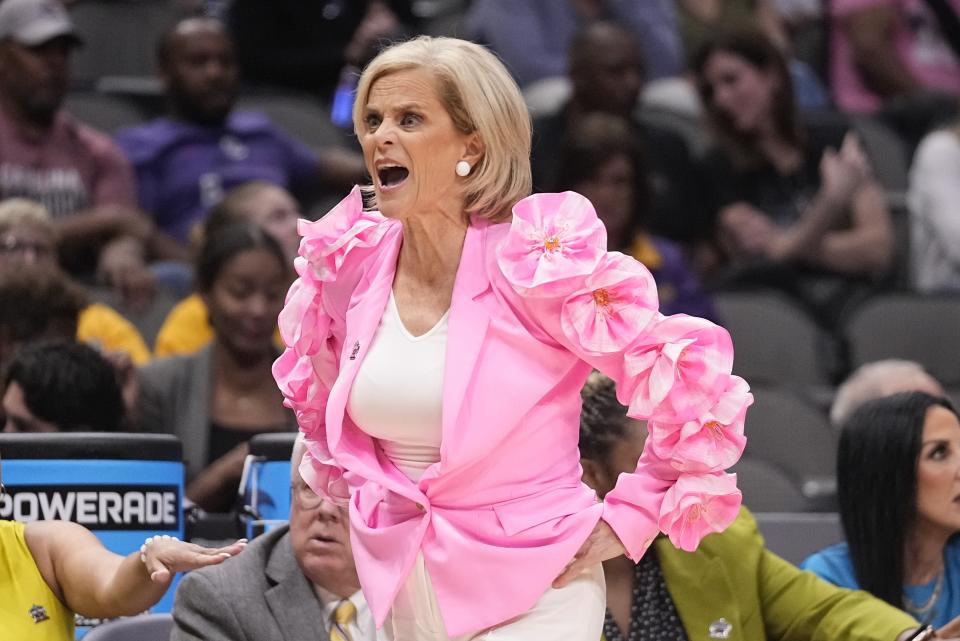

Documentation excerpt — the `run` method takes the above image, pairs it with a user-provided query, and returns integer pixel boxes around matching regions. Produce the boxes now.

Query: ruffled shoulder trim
[297,186,394,283]
[497,191,607,296]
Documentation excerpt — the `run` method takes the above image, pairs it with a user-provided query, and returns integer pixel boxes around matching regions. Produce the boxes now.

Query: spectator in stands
[228,0,413,98]
[0,0,172,307]
[829,0,960,149]
[137,221,295,513]
[909,121,960,293]
[831,359,945,428]
[0,197,151,364]
[171,434,373,641]
[804,392,960,628]
[0,447,246,640]
[0,265,83,369]
[115,17,364,248]
[694,29,894,325]
[555,112,717,320]
[675,0,829,108]
[2,340,124,433]
[154,181,297,358]
[467,0,683,88]
[579,372,942,641]
[531,21,706,246]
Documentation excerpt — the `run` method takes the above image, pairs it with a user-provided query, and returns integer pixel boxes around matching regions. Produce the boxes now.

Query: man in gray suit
[170,435,374,640]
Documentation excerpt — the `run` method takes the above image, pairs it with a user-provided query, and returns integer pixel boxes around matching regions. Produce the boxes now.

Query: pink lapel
[428,219,493,474]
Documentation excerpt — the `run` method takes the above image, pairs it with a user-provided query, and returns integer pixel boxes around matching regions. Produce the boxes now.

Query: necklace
[904,570,945,622]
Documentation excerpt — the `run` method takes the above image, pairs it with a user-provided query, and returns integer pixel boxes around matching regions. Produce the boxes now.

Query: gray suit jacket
[169,525,329,641]
[138,344,296,480]
[138,345,213,480]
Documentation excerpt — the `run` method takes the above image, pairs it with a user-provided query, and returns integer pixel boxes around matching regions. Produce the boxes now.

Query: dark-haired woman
[137,221,295,512]
[803,392,960,628]
[693,29,893,324]
[579,372,933,641]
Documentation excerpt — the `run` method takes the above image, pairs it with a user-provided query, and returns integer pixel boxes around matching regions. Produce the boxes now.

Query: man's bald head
[568,21,645,116]
[156,17,237,125]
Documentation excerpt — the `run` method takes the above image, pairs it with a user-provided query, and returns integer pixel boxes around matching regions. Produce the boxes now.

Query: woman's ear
[462,132,485,168]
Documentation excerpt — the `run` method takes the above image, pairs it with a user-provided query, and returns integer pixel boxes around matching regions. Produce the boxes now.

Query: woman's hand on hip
[552,519,625,588]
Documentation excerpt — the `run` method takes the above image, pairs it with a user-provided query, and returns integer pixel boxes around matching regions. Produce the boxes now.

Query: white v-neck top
[347,291,447,481]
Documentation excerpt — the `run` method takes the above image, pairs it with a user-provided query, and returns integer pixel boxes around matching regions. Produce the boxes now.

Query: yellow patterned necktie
[330,599,356,641]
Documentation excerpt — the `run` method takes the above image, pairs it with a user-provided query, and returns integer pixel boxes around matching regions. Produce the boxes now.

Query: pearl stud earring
[455,160,471,177]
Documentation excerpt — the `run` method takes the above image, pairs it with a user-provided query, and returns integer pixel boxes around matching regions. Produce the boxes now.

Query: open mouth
[377,164,409,191]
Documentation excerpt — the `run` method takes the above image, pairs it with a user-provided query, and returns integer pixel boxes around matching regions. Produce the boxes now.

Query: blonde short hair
[353,36,532,222]
[0,198,56,238]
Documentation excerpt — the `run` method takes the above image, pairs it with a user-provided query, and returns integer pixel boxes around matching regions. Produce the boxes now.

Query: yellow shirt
[0,520,74,641]
[77,303,152,365]
[154,294,213,358]
[154,293,282,357]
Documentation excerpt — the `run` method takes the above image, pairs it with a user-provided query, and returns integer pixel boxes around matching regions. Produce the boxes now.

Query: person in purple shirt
[115,17,364,245]
[554,111,718,322]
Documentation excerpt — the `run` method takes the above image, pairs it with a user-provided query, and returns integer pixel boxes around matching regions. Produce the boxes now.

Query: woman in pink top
[273,36,751,640]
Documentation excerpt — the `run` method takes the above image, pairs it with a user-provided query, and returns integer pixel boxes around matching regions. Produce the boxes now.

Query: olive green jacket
[605,509,917,641]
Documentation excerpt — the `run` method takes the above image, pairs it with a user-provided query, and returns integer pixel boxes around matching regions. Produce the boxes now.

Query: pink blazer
[273,189,752,636]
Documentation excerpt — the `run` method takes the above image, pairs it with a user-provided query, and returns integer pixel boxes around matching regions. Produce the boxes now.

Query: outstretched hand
[141,537,247,583]
[552,519,625,589]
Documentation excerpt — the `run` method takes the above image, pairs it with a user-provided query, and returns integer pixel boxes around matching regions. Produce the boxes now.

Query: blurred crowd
[4,0,960,638]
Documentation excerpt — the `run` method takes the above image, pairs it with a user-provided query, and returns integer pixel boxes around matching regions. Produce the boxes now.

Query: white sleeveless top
[347,291,447,481]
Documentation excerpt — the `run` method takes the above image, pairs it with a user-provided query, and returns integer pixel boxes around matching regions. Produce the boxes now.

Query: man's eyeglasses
[291,482,323,510]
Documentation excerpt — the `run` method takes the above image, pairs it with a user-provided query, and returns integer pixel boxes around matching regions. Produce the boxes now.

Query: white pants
[379,554,606,641]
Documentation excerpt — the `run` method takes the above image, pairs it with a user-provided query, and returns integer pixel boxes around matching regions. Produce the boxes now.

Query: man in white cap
[0,0,171,307]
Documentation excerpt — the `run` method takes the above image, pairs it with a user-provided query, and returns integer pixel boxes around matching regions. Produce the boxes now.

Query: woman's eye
[365,114,381,129]
[930,444,949,460]
[401,113,420,127]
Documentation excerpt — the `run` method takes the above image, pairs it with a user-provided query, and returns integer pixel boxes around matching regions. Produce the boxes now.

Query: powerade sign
[0,484,180,530]
[0,457,186,632]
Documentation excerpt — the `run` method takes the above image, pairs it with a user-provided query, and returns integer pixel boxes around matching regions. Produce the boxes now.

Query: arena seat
[521,76,572,119]
[236,93,350,150]
[81,613,173,641]
[845,294,960,386]
[64,92,146,134]
[239,432,297,538]
[732,457,813,513]
[753,512,843,566]
[0,432,185,632]
[68,0,186,89]
[742,385,838,509]
[714,291,833,387]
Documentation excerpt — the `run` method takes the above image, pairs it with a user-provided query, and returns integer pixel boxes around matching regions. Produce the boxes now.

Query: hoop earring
[455,160,471,177]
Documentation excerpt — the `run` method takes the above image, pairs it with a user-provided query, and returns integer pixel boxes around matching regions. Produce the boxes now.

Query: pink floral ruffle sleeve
[498,191,752,557]
[272,187,389,505]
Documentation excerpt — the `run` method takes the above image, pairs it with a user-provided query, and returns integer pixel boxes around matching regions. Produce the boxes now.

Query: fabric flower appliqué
[560,252,658,355]
[298,186,392,282]
[648,375,752,473]
[624,314,735,423]
[658,472,741,551]
[498,191,606,296]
